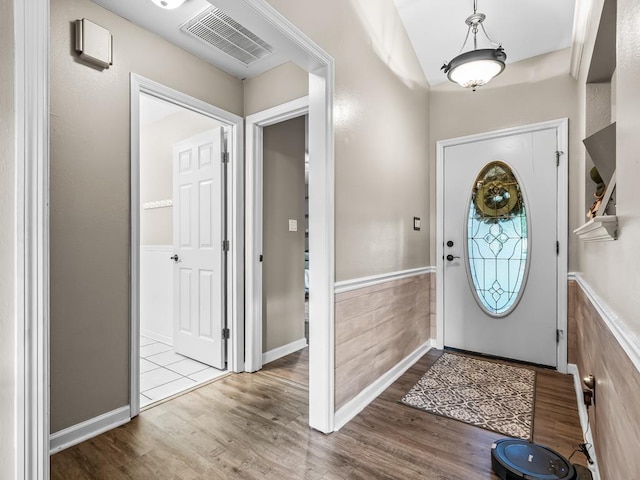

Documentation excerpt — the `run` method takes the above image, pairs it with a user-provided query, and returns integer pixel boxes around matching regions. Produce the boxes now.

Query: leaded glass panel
[467,161,529,316]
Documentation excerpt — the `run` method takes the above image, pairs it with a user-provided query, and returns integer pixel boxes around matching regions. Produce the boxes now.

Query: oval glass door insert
[467,161,529,316]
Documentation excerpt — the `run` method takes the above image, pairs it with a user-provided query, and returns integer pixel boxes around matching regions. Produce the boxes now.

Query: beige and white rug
[401,352,536,440]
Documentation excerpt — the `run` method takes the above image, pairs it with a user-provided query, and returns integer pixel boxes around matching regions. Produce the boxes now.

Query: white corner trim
[570,273,640,374]
[334,340,433,431]
[15,0,50,478]
[49,406,130,454]
[334,267,435,295]
[569,0,593,80]
[567,364,601,480]
[262,338,308,365]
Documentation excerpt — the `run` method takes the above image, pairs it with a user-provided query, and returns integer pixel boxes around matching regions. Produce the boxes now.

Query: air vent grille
[181,8,274,66]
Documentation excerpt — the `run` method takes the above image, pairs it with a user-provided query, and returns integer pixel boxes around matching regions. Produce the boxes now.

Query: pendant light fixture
[441,0,507,91]
[149,0,187,9]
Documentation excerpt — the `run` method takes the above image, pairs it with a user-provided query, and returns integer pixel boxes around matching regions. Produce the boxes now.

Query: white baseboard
[567,364,601,480]
[262,338,307,365]
[334,339,434,431]
[49,406,130,454]
[141,328,173,346]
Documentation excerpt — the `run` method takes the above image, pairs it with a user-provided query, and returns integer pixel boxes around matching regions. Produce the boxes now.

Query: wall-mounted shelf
[578,0,617,242]
[574,215,618,242]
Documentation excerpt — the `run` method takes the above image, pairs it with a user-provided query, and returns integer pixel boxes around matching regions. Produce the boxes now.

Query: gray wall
[244,62,308,116]
[265,0,431,281]
[262,116,307,352]
[50,0,243,432]
[429,48,580,269]
[0,0,15,475]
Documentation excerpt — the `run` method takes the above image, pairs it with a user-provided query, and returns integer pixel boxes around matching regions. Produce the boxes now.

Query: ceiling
[393,0,577,86]
[93,0,576,85]
[91,0,292,79]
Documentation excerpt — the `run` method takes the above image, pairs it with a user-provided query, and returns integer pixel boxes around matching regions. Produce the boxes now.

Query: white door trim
[220,0,336,434]
[130,74,245,416]
[436,118,569,373]
[245,96,309,373]
[15,0,50,478]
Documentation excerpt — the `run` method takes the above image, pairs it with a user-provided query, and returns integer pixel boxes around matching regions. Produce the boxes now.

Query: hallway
[51,349,588,479]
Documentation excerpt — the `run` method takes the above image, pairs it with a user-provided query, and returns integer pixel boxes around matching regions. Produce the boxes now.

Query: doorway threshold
[140,336,230,411]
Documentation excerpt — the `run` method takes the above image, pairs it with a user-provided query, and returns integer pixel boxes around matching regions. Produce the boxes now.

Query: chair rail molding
[334,266,435,294]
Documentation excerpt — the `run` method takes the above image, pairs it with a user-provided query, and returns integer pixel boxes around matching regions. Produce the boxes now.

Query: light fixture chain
[473,24,478,50]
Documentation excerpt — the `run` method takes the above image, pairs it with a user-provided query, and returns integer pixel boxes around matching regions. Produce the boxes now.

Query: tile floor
[140,336,227,408]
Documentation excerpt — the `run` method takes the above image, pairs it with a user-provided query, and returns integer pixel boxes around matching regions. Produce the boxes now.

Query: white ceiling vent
[181,7,274,66]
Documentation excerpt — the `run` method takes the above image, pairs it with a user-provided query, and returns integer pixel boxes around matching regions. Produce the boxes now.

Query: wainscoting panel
[334,272,431,410]
[568,280,577,365]
[570,277,640,479]
[140,245,174,344]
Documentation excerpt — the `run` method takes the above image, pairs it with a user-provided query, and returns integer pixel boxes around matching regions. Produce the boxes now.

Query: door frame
[436,118,569,373]
[130,74,244,416]
[245,96,309,373]
[217,0,336,434]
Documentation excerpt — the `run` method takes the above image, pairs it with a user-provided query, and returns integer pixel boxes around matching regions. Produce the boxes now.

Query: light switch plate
[288,219,298,232]
[413,217,421,231]
[75,18,113,68]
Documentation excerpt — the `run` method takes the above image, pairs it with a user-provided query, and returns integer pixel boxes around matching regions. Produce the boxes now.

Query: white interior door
[172,128,226,369]
[443,128,558,366]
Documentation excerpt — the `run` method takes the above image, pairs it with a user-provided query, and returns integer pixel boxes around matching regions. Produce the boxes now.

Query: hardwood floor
[260,346,309,387]
[51,349,589,479]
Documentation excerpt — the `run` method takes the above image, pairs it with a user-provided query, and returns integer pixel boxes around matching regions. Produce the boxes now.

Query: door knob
[170,254,179,262]
[446,254,460,262]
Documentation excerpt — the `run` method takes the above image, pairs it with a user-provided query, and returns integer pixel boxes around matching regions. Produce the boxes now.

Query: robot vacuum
[491,439,579,480]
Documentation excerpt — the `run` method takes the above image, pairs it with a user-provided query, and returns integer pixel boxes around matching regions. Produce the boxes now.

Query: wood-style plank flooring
[51,349,588,479]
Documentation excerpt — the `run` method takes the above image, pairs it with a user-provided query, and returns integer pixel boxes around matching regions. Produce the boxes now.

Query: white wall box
[75,18,113,68]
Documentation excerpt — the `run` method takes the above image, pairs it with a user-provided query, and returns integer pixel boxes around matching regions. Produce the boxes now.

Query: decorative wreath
[473,162,523,219]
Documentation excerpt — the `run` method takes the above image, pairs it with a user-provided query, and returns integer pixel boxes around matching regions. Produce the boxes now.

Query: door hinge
[222,328,230,340]
[556,329,563,343]
[223,240,230,251]
[555,150,564,167]
[259,254,263,262]
[556,241,560,255]
[222,151,229,163]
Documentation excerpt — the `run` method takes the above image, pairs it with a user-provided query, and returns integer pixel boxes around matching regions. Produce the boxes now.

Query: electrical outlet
[413,217,421,231]
[288,219,298,232]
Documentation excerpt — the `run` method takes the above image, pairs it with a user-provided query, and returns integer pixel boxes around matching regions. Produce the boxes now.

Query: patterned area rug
[401,353,536,440]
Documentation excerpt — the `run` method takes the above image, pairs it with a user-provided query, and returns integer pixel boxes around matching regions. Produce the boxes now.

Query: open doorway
[130,75,245,416]
[259,114,309,388]
[137,92,231,408]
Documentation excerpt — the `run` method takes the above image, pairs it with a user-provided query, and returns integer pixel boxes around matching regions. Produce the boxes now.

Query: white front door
[443,127,559,366]
[172,128,227,369]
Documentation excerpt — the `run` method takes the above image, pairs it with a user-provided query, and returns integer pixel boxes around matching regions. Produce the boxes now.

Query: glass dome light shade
[443,48,507,90]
